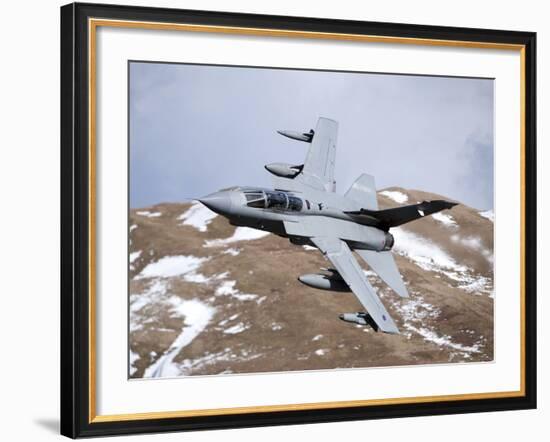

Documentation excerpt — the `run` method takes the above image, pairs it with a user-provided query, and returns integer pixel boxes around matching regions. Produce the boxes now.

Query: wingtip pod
[277,129,313,142]
[264,162,302,178]
[339,312,378,330]
[338,312,400,334]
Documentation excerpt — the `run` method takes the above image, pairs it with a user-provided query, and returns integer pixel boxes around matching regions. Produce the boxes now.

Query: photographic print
[61,5,536,436]
[128,62,494,379]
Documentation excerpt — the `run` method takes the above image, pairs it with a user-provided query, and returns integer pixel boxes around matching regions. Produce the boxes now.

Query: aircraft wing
[310,236,400,334]
[301,118,338,192]
[273,117,338,193]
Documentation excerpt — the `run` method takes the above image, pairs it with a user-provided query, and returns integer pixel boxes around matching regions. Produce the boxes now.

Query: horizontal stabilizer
[346,200,458,230]
[355,250,409,298]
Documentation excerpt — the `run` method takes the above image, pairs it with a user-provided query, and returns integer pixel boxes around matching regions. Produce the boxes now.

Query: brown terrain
[129,188,494,378]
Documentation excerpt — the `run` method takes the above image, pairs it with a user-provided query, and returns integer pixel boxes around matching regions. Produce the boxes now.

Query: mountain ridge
[129,187,494,378]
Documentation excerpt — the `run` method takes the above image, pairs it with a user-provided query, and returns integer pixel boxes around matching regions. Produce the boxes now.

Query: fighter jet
[199,117,457,334]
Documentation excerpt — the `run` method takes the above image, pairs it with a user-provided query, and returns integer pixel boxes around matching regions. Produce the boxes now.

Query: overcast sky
[129,62,494,210]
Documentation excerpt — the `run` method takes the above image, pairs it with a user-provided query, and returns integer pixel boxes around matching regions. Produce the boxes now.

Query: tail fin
[355,249,409,298]
[345,174,378,210]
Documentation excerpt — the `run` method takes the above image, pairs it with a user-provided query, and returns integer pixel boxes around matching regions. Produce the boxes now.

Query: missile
[298,273,350,292]
[339,312,379,331]
[264,162,302,178]
[277,129,314,142]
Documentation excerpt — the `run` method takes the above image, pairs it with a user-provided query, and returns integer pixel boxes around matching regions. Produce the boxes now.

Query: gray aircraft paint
[199,118,458,334]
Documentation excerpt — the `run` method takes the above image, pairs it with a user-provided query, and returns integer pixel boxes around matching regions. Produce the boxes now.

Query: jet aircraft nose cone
[198,191,233,215]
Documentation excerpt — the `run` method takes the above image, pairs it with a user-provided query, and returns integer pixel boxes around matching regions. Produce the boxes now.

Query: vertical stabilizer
[345,174,378,210]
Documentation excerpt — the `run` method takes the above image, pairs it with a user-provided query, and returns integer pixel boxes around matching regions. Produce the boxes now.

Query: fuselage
[199,187,394,252]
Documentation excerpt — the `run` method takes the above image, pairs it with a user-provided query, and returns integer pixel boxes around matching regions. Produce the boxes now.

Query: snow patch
[204,227,270,247]
[129,350,139,375]
[312,334,323,341]
[363,270,377,278]
[182,273,211,284]
[223,248,241,256]
[391,230,492,295]
[392,227,467,274]
[451,234,493,264]
[392,227,492,293]
[315,349,328,356]
[178,349,263,374]
[405,325,481,354]
[457,276,493,295]
[143,299,215,378]
[218,314,240,327]
[178,202,217,232]
[129,280,169,331]
[216,280,238,296]
[224,322,249,334]
[431,212,457,227]
[451,234,481,249]
[214,272,229,280]
[380,190,408,204]
[130,224,138,232]
[129,250,141,264]
[136,210,161,218]
[215,280,258,301]
[130,280,167,314]
[394,295,440,323]
[479,210,494,222]
[136,255,208,279]
[232,294,258,301]
[391,292,484,356]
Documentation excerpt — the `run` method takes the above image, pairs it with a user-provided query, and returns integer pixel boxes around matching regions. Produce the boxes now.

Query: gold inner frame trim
[88,18,527,424]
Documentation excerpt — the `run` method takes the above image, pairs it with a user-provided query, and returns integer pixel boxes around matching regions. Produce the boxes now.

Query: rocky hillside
[129,188,494,378]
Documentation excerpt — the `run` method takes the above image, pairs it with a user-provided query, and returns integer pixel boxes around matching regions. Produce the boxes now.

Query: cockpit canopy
[244,190,303,211]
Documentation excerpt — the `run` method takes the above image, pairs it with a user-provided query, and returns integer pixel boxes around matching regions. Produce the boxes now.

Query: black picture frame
[60,2,537,438]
